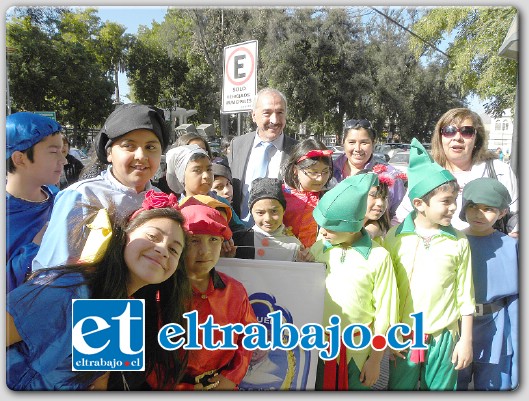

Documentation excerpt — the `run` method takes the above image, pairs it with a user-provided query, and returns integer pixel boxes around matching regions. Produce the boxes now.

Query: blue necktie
[252,141,273,182]
[241,142,274,225]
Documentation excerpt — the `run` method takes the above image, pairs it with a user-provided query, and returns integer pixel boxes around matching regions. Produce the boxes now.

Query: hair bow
[129,190,179,220]
[297,149,333,163]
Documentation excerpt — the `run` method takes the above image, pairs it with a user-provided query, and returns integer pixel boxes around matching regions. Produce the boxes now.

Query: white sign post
[222,40,258,113]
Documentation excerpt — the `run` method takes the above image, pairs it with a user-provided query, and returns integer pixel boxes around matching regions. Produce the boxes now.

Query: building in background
[481,109,514,154]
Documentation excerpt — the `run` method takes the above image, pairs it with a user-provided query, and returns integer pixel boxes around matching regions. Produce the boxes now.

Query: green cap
[408,138,455,200]
[313,173,379,232]
[459,177,511,222]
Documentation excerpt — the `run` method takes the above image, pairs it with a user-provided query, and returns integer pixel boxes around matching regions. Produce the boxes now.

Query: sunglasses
[440,125,477,139]
[344,119,372,130]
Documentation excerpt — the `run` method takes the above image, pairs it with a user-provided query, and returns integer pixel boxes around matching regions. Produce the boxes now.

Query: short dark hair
[420,180,459,205]
[6,132,62,173]
[176,132,212,159]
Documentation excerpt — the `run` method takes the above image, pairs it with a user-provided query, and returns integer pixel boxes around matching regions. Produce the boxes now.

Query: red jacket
[148,269,257,390]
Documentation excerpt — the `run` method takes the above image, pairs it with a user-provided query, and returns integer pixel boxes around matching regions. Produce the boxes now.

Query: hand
[221,239,237,258]
[359,354,381,387]
[32,223,48,245]
[212,374,237,390]
[194,374,236,391]
[389,347,407,361]
[451,337,472,370]
[364,222,382,239]
[88,372,110,390]
[296,246,314,262]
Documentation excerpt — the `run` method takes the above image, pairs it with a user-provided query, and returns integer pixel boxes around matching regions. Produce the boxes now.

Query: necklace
[340,246,347,263]
[418,234,434,250]
[12,188,49,203]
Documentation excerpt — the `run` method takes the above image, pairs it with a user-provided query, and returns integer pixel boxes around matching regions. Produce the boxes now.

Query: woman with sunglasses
[332,119,406,219]
[394,108,519,237]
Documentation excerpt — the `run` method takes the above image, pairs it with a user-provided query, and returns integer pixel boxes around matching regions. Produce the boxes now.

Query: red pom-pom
[379,174,395,187]
[130,190,180,220]
[142,189,179,210]
[396,172,408,181]
[372,164,388,174]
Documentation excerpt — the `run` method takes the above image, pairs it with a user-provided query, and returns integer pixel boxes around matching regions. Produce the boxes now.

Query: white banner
[221,40,258,113]
[216,257,326,391]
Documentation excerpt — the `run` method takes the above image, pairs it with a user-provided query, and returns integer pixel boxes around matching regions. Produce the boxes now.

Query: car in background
[388,150,410,174]
[153,154,167,183]
[328,145,344,153]
[69,148,88,165]
[328,145,344,161]
[374,143,411,161]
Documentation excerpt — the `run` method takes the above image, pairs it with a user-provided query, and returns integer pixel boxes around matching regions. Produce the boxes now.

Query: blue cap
[6,112,62,159]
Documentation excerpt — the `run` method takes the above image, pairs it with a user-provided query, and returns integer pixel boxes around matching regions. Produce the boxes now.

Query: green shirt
[383,212,475,335]
[311,229,399,368]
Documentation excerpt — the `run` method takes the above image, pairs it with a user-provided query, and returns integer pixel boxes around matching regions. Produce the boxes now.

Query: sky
[92,5,489,114]
[95,6,168,103]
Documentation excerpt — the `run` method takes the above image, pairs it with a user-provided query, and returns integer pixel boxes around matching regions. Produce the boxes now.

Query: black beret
[249,177,286,212]
[95,103,169,163]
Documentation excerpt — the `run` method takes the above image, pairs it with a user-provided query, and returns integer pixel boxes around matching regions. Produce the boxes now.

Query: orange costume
[148,269,257,390]
[282,184,321,248]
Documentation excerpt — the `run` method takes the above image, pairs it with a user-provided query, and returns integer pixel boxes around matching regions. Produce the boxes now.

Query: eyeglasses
[301,169,331,179]
[440,125,477,139]
[344,119,372,130]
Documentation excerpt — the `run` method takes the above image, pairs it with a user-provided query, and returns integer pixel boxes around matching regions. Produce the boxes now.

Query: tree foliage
[7,7,115,130]
[9,6,516,144]
[362,7,464,142]
[167,7,466,141]
[409,6,517,117]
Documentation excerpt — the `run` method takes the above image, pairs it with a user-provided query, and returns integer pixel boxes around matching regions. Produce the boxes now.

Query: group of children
[6,106,518,391]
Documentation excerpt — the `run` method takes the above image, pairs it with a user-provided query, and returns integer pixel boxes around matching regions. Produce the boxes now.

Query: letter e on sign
[72,299,145,371]
[222,40,258,113]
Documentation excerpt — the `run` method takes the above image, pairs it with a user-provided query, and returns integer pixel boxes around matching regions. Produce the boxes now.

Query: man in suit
[228,88,298,226]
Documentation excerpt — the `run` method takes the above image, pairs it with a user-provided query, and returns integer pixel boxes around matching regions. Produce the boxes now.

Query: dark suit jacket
[228,131,298,216]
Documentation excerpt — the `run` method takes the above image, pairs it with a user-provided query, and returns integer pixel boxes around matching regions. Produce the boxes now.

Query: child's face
[295,160,330,192]
[124,217,184,296]
[107,129,162,192]
[251,199,284,233]
[25,133,67,185]
[212,176,233,203]
[319,227,356,247]
[184,233,223,279]
[465,203,505,235]
[61,139,69,158]
[415,188,458,228]
[365,186,388,221]
[184,157,213,196]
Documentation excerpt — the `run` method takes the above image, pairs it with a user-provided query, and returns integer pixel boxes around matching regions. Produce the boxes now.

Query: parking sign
[222,40,258,113]
[72,299,145,371]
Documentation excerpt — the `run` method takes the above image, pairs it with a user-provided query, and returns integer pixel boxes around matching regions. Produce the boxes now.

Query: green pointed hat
[313,173,379,232]
[408,138,455,200]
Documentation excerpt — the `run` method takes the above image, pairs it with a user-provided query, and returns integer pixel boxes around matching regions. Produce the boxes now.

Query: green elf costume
[383,139,475,390]
[311,173,399,390]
